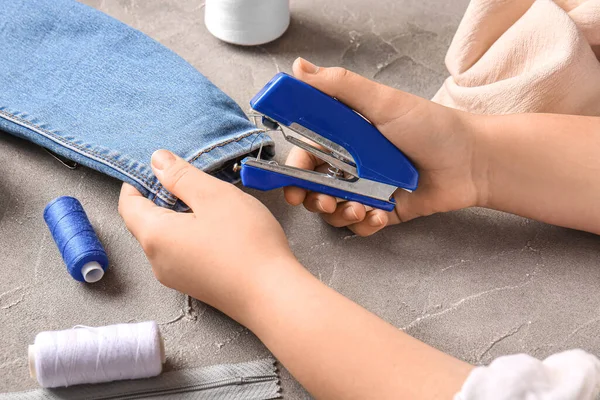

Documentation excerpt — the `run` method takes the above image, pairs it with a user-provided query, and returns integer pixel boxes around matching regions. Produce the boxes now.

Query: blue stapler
[239,73,419,211]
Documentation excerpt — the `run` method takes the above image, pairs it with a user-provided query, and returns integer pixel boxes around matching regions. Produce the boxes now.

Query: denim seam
[188,129,263,164]
[0,108,265,207]
[0,108,174,203]
[154,128,265,203]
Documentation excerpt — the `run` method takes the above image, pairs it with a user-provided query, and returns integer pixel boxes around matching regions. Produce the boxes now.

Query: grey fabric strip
[0,358,281,400]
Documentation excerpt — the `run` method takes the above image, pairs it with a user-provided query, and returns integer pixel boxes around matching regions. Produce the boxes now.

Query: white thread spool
[205,0,290,46]
[28,321,165,388]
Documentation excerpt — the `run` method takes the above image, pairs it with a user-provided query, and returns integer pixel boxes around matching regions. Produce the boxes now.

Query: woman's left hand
[118,150,299,322]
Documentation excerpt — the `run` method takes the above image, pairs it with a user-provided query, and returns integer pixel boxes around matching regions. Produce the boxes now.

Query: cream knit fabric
[433,0,600,116]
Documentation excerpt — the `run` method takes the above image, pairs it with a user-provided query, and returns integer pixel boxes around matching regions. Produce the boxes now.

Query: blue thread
[43,196,109,282]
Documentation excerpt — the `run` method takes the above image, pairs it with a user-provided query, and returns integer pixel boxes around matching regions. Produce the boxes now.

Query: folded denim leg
[0,0,274,211]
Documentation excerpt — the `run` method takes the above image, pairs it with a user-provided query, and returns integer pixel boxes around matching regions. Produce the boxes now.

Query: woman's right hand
[284,58,487,236]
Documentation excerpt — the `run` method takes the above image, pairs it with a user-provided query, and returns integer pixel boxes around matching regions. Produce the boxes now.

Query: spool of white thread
[28,321,165,388]
[205,0,290,46]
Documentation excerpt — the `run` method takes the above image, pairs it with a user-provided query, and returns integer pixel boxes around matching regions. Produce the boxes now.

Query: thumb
[292,57,418,126]
[151,149,229,210]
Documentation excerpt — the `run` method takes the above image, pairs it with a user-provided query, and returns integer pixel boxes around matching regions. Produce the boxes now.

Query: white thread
[205,0,290,46]
[29,321,164,388]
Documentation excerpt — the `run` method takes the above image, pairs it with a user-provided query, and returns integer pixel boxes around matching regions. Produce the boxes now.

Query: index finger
[292,58,403,126]
[118,183,173,240]
[283,146,326,206]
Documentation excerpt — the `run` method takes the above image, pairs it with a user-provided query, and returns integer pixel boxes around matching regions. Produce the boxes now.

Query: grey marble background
[1,1,599,398]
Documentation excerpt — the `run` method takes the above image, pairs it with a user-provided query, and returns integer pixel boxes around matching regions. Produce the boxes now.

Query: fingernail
[315,199,326,212]
[152,150,175,171]
[298,58,319,74]
[342,205,359,221]
[368,214,384,227]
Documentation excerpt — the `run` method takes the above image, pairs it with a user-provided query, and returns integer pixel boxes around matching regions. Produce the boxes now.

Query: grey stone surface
[2,0,600,398]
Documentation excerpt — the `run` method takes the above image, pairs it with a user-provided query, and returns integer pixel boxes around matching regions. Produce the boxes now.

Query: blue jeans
[0,0,273,211]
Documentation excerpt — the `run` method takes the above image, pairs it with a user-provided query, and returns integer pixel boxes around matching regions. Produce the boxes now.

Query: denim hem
[0,107,160,194]
[153,129,275,211]
[0,108,273,210]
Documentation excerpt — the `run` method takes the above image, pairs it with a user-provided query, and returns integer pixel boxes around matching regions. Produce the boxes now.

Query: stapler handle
[240,159,396,211]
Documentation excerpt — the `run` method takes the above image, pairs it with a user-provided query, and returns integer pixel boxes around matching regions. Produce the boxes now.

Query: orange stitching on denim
[0,108,267,207]
[187,129,263,164]
[156,129,267,203]
[0,109,177,203]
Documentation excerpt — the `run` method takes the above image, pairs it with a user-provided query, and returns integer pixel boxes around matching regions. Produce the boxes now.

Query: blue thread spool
[43,196,109,283]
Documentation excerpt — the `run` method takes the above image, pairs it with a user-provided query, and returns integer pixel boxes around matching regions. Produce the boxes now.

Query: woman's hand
[118,150,473,400]
[285,58,487,236]
[118,150,297,322]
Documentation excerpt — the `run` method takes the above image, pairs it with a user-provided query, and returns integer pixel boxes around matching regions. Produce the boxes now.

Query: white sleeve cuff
[455,349,600,400]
